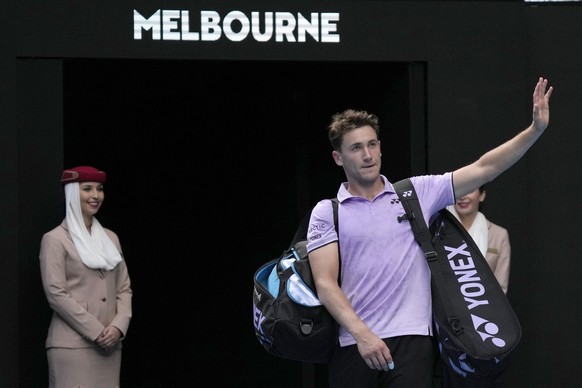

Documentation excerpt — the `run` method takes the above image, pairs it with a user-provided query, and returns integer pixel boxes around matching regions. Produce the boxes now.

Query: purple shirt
[306,174,454,346]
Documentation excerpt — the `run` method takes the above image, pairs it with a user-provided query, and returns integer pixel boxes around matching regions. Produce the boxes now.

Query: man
[306,77,552,387]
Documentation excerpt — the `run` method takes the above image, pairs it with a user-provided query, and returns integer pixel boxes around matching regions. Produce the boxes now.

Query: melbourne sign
[134,9,341,43]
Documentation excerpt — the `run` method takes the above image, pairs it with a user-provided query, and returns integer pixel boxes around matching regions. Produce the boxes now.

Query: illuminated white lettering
[163,10,181,41]
[321,12,340,43]
[201,10,221,41]
[252,12,273,42]
[297,13,319,42]
[133,9,340,43]
[134,10,161,40]
[275,12,296,42]
[181,11,199,41]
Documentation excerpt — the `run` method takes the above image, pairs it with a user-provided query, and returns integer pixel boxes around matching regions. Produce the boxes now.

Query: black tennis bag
[395,179,521,381]
[429,209,521,380]
[252,199,339,364]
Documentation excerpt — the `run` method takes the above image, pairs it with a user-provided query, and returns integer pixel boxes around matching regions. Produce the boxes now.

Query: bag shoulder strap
[331,197,339,239]
[393,178,462,334]
[393,179,437,261]
[289,198,341,282]
[290,198,339,248]
[331,198,341,283]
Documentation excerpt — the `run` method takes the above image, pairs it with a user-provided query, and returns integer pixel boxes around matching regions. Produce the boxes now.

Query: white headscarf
[65,182,122,270]
[446,205,488,257]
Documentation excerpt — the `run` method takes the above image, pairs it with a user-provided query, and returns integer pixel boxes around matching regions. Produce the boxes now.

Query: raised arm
[453,77,553,198]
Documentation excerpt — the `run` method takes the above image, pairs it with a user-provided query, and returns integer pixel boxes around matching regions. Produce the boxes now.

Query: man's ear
[332,150,343,166]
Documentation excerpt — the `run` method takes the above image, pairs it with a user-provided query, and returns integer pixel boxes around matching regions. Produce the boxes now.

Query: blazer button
[101,298,106,302]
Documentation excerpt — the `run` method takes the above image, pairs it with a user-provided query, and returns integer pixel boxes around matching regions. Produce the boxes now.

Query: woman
[39,165,132,388]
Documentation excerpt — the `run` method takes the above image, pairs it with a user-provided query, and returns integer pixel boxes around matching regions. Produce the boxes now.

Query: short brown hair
[328,109,380,151]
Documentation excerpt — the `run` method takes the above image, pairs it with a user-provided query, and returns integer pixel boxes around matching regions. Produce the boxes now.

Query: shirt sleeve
[306,199,337,253]
[411,172,455,222]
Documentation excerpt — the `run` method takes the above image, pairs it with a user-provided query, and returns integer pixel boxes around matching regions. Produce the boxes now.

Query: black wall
[3,1,582,387]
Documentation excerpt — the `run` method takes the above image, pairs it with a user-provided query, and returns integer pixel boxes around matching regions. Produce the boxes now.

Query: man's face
[333,125,381,184]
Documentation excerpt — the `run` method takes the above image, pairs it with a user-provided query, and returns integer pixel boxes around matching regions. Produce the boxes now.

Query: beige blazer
[485,219,511,295]
[39,220,132,349]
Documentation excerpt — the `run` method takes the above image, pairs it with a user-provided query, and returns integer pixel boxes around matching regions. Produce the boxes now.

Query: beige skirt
[47,347,121,388]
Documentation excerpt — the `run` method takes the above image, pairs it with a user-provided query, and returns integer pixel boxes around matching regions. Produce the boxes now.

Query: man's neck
[347,177,384,200]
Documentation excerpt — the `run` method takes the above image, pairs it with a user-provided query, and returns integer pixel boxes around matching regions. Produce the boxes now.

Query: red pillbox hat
[60,166,107,185]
